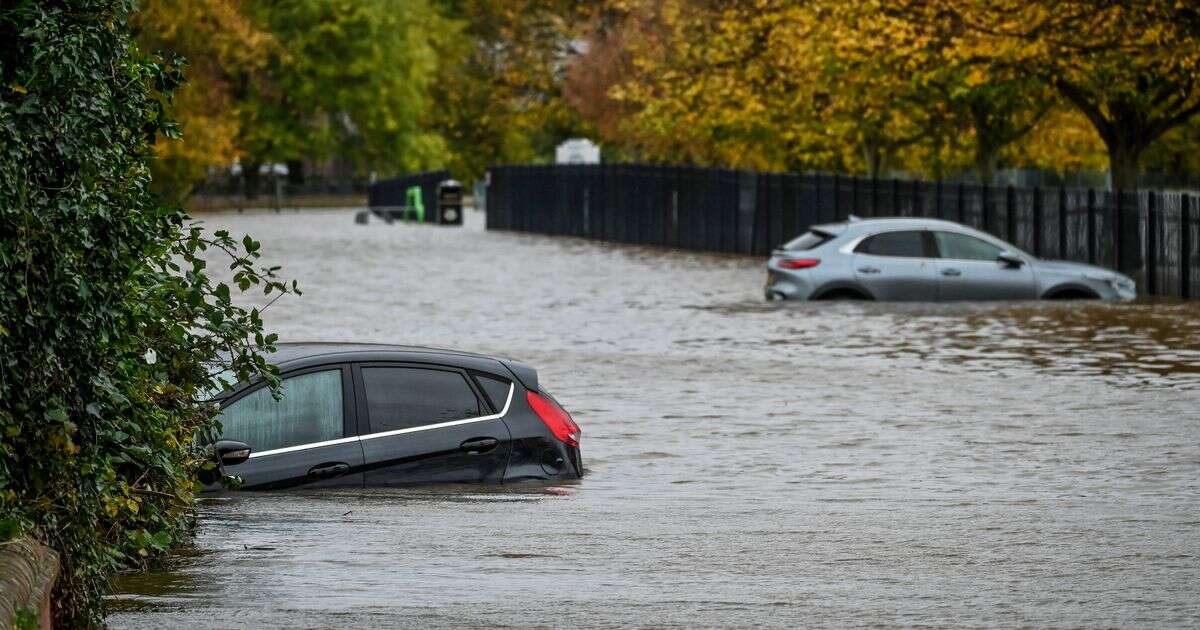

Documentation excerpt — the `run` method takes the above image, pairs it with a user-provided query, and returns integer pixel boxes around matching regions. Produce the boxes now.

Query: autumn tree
[591,0,1051,180]
[428,0,594,180]
[889,0,1200,189]
[133,0,272,202]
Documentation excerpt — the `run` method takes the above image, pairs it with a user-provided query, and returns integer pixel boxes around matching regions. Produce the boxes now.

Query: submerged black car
[207,343,582,490]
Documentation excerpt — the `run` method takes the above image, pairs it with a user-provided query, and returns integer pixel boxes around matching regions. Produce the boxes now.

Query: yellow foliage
[586,0,1200,184]
[134,0,274,200]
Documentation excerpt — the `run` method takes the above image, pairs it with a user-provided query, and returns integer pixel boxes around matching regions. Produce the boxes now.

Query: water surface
[109,209,1200,628]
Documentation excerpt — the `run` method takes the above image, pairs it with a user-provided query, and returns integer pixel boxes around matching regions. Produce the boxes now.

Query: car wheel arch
[1041,283,1101,300]
[810,282,875,301]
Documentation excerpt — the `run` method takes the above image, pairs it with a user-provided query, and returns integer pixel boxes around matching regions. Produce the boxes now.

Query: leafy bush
[0,1,295,625]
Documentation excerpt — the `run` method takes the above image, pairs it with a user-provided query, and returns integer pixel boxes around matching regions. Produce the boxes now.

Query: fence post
[737,170,758,254]
[851,175,860,216]
[981,184,991,233]
[957,182,966,223]
[892,178,900,217]
[935,179,943,219]
[1183,195,1193,299]
[1058,187,1068,258]
[1005,185,1016,245]
[1086,188,1097,264]
[912,179,921,218]
[870,176,878,217]
[832,173,841,220]
[1113,189,1145,281]
[1146,192,1158,296]
[1032,187,1043,257]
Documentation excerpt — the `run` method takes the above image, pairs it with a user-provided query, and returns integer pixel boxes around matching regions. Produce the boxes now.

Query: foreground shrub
[0,1,295,625]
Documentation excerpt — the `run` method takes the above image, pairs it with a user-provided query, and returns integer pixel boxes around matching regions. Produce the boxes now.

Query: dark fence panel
[368,170,451,223]
[487,163,1200,298]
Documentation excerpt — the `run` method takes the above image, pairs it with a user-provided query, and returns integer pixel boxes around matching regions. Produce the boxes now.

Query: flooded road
[109,208,1200,628]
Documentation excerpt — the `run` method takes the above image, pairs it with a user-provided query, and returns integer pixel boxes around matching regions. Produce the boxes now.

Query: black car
[206,343,582,490]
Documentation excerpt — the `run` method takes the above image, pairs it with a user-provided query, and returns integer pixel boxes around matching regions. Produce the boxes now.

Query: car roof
[265,342,497,366]
[821,217,974,234]
[214,342,535,401]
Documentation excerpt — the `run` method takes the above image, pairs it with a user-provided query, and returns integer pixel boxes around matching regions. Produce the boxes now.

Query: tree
[889,0,1200,189]
[133,0,273,202]
[1,1,295,624]
[237,0,453,190]
[428,0,594,181]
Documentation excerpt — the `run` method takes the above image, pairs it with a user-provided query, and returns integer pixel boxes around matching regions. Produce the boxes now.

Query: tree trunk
[1107,142,1142,192]
[969,100,1001,185]
[242,161,262,200]
[973,148,996,185]
[862,144,884,179]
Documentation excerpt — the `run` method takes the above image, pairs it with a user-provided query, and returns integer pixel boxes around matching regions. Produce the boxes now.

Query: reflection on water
[728,300,1200,388]
[109,210,1200,628]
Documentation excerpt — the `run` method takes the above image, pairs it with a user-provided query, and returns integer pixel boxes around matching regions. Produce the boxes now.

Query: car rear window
[855,231,929,257]
[361,367,481,432]
[782,230,833,251]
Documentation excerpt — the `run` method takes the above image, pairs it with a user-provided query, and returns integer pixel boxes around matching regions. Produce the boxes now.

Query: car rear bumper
[502,436,583,481]
[765,268,815,300]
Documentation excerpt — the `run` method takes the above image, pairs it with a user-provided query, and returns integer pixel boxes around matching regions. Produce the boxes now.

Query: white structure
[555,138,601,164]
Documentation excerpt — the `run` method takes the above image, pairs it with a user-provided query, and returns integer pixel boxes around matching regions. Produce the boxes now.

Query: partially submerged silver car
[766,217,1136,301]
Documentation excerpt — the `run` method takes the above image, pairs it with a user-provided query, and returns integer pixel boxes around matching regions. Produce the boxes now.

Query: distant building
[555,138,601,164]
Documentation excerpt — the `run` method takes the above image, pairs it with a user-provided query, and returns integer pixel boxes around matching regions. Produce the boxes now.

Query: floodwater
[108,209,1200,628]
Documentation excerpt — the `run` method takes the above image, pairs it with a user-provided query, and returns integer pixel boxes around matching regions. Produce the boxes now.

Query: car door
[216,365,365,490]
[931,231,1037,300]
[851,230,940,300]
[353,363,512,485]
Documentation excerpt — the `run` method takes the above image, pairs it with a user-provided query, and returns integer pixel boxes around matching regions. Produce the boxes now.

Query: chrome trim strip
[359,382,514,442]
[249,436,360,459]
[242,383,516,458]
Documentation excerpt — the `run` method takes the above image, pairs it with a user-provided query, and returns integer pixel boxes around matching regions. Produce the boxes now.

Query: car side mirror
[997,251,1024,268]
[214,440,252,466]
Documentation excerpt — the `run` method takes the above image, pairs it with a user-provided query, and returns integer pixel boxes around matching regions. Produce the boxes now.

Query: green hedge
[0,1,296,626]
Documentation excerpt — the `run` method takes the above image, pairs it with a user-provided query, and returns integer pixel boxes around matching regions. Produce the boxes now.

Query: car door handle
[941,268,962,277]
[308,462,350,479]
[857,266,881,274]
[460,437,500,455]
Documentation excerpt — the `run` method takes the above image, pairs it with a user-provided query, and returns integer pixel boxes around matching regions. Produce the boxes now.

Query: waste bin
[436,179,463,226]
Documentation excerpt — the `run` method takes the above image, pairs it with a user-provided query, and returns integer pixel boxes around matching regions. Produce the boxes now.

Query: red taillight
[526,391,581,447]
[778,258,820,269]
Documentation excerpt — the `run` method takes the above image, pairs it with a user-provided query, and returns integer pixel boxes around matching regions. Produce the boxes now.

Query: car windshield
[783,230,833,251]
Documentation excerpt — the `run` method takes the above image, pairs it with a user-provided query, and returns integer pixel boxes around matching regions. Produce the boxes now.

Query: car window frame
[852,229,937,259]
[216,363,357,458]
[469,370,516,414]
[350,362,513,440]
[931,230,1009,263]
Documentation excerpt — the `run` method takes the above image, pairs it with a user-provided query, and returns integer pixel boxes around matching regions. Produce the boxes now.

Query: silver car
[765,217,1137,301]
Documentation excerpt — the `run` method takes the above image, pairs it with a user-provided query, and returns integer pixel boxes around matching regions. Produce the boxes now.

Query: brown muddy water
[108,209,1200,628]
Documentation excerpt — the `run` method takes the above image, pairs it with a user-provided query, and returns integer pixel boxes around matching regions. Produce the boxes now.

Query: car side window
[219,369,344,452]
[855,231,929,258]
[934,231,1003,261]
[362,367,481,433]
[473,373,513,413]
